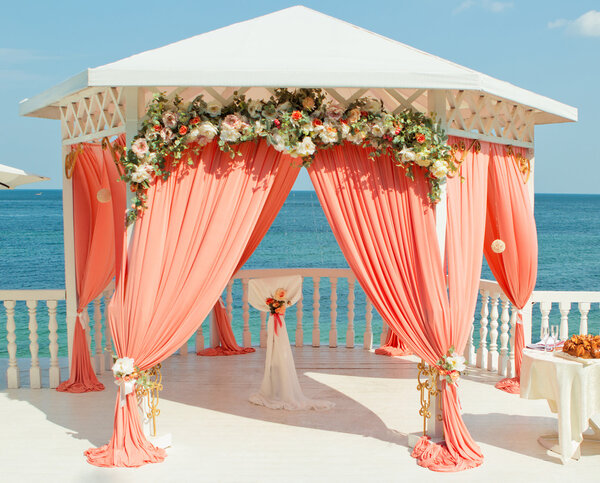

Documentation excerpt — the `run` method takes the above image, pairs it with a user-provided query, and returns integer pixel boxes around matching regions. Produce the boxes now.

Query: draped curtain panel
[375,330,412,356]
[57,136,126,393]
[308,141,487,471]
[484,144,537,394]
[198,160,300,356]
[85,140,290,467]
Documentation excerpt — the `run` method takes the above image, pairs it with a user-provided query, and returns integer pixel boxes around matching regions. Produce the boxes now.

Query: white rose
[319,123,338,144]
[269,132,287,152]
[326,104,344,121]
[206,102,222,117]
[364,98,382,114]
[430,160,449,178]
[295,136,316,157]
[112,357,135,377]
[347,131,365,145]
[401,148,416,162]
[370,122,385,138]
[247,100,263,118]
[300,121,314,135]
[131,138,149,158]
[254,120,266,136]
[447,354,466,372]
[197,121,218,140]
[220,126,241,143]
[340,124,350,138]
[162,111,178,129]
[130,163,153,183]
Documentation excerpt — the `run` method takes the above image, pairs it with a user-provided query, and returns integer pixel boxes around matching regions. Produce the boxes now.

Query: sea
[1,190,599,358]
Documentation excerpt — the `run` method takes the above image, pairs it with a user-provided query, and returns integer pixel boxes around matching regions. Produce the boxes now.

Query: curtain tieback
[516,309,523,325]
[114,378,136,408]
[273,313,283,335]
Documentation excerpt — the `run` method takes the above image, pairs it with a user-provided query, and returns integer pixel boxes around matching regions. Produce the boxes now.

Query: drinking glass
[551,325,559,351]
[541,326,550,351]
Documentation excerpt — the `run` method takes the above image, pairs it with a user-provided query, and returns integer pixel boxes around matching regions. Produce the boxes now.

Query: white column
[558,301,571,341]
[4,300,19,388]
[487,293,500,372]
[93,297,104,373]
[329,277,338,348]
[312,277,320,347]
[579,302,590,335]
[498,295,511,376]
[477,289,489,369]
[346,277,355,348]
[242,278,251,348]
[47,300,60,388]
[507,308,518,377]
[226,280,234,321]
[540,301,551,339]
[363,297,373,350]
[195,324,205,353]
[27,300,42,389]
[463,320,475,366]
[295,283,304,347]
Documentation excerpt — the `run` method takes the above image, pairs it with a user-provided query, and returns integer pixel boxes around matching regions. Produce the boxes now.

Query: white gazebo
[18,5,577,440]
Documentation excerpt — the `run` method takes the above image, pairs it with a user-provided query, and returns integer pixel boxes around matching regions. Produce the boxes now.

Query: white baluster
[507,308,518,377]
[498,295,511,376]
[195,323,204,353]
[346,278,355,348]
[47,300,60,388]
[476,289,489,369]
[260,312,267,348]
[312,277,320,347]
[579,302,590,335]
[93,297,103,373]
[4,300,19,389]
[363,297,373,350]
[539,301,551,339]
[226,280,234,321]
[329,277,338,348]
[242,278,251,348]
[27,300,41,388]
[295,282,303,347]
[487,293,500,372]
[179,338,188,355]
[103,287,114,370]
[463,319,475,366]
[559,301,571,341]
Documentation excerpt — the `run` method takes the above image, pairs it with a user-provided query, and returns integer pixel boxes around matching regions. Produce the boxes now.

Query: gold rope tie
[64,144,84,179]
[506,146,531,184]
[416,360,441,436]
[101,136,126,174]
[447,139,481,178]
[135,364,163,437]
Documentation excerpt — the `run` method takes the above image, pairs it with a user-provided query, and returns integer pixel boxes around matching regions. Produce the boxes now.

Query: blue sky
[1,1,598,192]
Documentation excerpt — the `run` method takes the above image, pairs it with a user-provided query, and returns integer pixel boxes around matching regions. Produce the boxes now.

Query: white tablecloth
[247,275,334,411]
[520,349,600,462]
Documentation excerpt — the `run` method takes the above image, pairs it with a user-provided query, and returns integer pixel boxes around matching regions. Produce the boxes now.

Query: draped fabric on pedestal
[308,140,488,471]
[57,136,126,393]
[198,161,300,356]
[484,144,537,394]
[85,140,290,467]
[375,330,412,356]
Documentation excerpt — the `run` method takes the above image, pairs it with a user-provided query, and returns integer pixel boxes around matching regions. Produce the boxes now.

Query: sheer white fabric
[248,275,334,411]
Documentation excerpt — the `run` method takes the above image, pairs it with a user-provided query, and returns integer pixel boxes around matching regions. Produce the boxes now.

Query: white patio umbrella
[0,163,49,189]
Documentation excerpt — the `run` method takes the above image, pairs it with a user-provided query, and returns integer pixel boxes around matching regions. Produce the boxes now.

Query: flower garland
[112,357,153,406]
[266,288,291,315]
[435,347,466,385]
[118,88,454,225]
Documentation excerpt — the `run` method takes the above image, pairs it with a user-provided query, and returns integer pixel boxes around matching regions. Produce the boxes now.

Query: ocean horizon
[1,189,599,357]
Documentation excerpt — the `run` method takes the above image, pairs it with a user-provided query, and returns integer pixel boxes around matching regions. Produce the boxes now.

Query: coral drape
[308,140,487,471]
[198,161,300,356]
[57,137,126,393]
[85,140,289,467]
[375,330,412,356]
[484,144,537,394]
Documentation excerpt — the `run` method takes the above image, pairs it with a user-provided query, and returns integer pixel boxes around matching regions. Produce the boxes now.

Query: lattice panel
[446,90,535,144]
[60,87,125,141]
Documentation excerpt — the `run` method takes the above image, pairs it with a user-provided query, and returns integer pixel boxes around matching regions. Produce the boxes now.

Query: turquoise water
[0,190,599,357]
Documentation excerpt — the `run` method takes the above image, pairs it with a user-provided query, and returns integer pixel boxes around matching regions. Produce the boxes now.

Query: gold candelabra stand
[135,364,163,437]
[416,360,442,436]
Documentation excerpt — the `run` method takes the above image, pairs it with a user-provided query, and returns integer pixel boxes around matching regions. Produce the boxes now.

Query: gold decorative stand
[135,364,163,437]
[416,360,443,438]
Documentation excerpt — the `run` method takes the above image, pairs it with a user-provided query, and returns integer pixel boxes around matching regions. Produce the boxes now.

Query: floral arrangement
[436,347,466,385]
[112,357,152,405]
[117,88,454,225]
[266,288,291,315]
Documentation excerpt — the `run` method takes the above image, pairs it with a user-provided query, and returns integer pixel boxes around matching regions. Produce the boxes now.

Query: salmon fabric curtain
[198,161,300,356]
[85,140,289,467]
[308,140,488,471]
[484,144,537,394]
[375,330,411,356]
[57,137,126,393]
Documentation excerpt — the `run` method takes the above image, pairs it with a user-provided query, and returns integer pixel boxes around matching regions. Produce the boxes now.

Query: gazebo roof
[19,5,576,127]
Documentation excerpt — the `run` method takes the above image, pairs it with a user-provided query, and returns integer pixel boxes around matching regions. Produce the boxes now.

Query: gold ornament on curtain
[101,136,126,174]
[506,146,531,184]
[491,239,506,253]
[448,139,481,178]
[64,144,84,179]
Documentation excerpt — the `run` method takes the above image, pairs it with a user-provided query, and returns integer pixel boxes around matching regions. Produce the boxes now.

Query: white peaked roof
[20,5,576,123]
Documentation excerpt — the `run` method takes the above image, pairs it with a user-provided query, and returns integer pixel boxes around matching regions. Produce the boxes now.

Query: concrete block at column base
[150,433,172,449]
[407,432,444,449]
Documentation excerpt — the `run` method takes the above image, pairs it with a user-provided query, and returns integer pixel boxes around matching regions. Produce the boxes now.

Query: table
[520,349,600,463]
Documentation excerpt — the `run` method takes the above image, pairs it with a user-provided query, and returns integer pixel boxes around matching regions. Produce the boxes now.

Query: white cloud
[453,1,513,15]
[548,10,600,37]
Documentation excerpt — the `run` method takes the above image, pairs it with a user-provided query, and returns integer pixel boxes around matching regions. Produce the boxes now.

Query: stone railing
[3,272,600,388]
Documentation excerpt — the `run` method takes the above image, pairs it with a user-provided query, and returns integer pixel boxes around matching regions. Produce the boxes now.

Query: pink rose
[222,114,242,130]
[131,138,149,158]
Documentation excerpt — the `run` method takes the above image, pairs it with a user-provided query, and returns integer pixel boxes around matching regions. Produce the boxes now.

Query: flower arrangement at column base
[266,288,291,335]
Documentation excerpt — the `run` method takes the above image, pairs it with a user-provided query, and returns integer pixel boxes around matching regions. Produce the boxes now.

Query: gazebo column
[62,131,78,372]
[427,90,447,439]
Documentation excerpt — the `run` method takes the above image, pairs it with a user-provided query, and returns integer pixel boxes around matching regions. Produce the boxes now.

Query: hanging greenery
[117,88,455,225]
